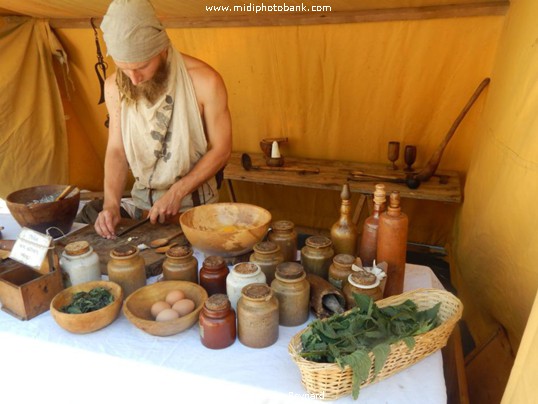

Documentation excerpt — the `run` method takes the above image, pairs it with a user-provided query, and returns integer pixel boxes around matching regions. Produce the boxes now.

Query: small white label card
[9,227,53,270]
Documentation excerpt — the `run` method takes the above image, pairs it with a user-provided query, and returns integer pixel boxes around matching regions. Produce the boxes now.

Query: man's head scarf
[101,0,170,63]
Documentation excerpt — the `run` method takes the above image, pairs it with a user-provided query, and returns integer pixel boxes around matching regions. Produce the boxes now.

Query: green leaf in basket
[402,336,416,351]
[371,343,391,378]
[337,349,372,400]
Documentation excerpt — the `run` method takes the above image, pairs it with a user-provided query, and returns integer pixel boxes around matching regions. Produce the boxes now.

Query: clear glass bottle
[163,245,198,283]
[107,245,146,297]
[271,262,310,326]
[199,293,236,349]
[249,241,284,284]
[330,183,359,256]
[200,256,229,296]
[358,184,386,267]
[377,191,408,298]
[343,271,383,309]
[237,283,279,348]
[268,220,298,262]
[328,253,355,290]
[60,240,101,287]
[226,262,266,309]
[300,235,334,279]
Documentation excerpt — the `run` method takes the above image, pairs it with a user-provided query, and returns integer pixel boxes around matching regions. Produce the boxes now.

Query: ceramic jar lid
[64,240,90,256]
[205,294,231,311]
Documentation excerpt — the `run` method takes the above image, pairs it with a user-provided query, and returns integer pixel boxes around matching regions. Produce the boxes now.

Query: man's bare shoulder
[181,53,224,89]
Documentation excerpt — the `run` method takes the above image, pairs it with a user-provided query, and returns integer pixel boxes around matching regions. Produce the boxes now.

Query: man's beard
[116,58,170,105]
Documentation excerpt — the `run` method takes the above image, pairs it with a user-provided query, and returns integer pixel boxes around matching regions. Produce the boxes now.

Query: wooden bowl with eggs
[123,280,208,337]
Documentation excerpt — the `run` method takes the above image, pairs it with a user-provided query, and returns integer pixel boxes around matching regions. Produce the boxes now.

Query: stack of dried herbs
[300,293,441,399]
[61,287,114,314]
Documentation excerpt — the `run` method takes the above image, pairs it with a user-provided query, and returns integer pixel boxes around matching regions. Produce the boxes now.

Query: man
[93,0,232,239]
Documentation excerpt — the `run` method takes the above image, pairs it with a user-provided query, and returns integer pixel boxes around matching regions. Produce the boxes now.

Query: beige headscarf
[101,0,170,63]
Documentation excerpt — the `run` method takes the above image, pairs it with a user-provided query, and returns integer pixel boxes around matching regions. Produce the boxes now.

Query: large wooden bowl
[50,280,123,334]
[6,185,80,238]
[180,203,272,257]
[123,281,208,337]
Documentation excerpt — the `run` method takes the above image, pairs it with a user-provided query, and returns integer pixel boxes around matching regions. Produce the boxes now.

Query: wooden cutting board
[55,219,187,277]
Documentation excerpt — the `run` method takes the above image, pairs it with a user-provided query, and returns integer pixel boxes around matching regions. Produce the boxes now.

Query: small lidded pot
[107,245,146,297]
[237,283,279,348]
[60,240,101,287]
[200,256,229,296]
[343,270,383,309]
[163,245,198,283]
[300,235,334,279]
[268,220,298,263]
[271,262,310,326]
[328,253,355,290]
[199,293,236,350]
[249,241,284,284]
[226,262,266,309]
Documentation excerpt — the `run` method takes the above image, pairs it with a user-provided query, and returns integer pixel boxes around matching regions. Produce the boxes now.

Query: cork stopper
[272,220,294,232]
[387,191,402,215]
[373,184,386,206]
[110,244,138,258]
[349,271,377,287]
[233,262,259,275]
[305,236,332,249]
[203,256,225,270]
[166,245,192,258]
[340,183,351,201]
[205,293,231,311]
[242,283,272,300]
[253,241,279,254]
[275,262,304,280]
[64,241,90,256]
[333,253,355,267]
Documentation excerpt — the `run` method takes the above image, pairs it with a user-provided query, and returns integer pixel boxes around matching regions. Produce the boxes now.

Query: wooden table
[224,152,462,223]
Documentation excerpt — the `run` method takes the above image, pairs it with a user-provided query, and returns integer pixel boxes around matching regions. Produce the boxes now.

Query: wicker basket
[288,288,463,400]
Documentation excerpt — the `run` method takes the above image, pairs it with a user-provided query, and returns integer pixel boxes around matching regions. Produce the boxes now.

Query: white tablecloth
[0,262,446,404]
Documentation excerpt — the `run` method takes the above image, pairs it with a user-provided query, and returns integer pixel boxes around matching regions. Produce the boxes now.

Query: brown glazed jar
[358,184,386,267]
[271,262,310,326]
[237,283,279,348]
[199,294,236,349]
[200,256,229,296]
[343,271,383,309]
[268,220,298,262]
[377,191,408,298]
[249,241,284,284]
[300,236,334,279]
[163,245,198,283]
[107,245,146,297]
[328,253,355,290]
[330,183,359,256]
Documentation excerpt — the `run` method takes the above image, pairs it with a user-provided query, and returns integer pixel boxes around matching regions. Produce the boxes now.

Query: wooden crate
[0,260,63,321]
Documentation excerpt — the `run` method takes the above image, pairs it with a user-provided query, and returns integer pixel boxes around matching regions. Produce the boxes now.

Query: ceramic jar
[163,245,198,283]
[200,256,229,296]
[271,262,310,326]
[60,240,101,287]
[107,245,146,297]
[249,241,284,284]
[199,293,236,349]
[237,283,279,348]
[226,262,266,309]
[268,220,298,263]
[328,253,355,290]
[300,235,334,279]
[343,271,383,309]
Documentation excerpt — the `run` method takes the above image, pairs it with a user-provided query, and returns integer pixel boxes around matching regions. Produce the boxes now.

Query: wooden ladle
[149,229,184,248]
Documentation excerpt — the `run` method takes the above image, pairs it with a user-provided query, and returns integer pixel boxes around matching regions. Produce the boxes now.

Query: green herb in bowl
[61,287,115,314]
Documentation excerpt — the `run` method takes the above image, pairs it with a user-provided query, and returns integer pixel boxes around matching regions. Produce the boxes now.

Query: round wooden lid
[242,283,272,300]
[275,262,304,280]
[64,240,90,256]
[205,294,230,311]
[305,235,332,249]
[167,245,192,258]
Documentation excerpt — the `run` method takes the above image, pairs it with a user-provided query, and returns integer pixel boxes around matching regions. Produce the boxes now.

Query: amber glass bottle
[358,184,386,267]
[377,191,408,298]
[330,183,358,256]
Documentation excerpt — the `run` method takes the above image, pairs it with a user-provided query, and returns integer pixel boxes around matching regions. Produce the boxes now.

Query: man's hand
[95,207,121,239]
[148,187,183,224]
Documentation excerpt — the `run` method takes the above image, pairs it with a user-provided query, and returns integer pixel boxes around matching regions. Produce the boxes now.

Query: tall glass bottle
[330,183,358,256]
[377,191,408,298]
[358,184,386,267]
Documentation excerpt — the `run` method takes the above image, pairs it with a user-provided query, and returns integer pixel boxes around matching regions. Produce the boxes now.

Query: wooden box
[0,260,64,321]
